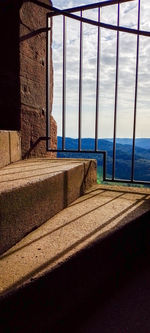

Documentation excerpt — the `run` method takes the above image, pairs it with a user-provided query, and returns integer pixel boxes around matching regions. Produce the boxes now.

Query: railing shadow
[1,189,150,291]
[1,187,150,332]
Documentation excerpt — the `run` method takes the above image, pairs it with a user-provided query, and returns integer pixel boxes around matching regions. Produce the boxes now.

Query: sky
[50,0,150,138]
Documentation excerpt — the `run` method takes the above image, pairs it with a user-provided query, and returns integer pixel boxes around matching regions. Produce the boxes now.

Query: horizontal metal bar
[47,149,106,154]
[30,0,134,13]
[51,0,135,15]
[104,178,150,185]
[48,9,150,37]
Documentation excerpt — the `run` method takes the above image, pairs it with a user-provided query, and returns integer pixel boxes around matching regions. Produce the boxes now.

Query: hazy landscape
[57,137,150,184]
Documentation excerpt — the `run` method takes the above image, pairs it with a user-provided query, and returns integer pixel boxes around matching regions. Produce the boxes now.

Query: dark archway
[0,0,22,130]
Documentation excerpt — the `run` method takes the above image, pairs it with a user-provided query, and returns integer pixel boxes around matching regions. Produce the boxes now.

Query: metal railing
[46,0,150,185]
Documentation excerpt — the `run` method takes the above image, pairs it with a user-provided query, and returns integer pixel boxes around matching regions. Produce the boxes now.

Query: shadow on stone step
[0,204,150,333]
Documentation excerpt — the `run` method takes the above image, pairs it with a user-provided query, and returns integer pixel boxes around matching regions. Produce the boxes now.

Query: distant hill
[106,138,150,150]
[57,137,150,182]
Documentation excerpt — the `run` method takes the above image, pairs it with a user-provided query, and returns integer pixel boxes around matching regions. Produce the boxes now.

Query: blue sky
[50,0,150,138]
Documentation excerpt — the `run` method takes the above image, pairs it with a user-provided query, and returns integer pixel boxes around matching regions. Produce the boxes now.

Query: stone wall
[20,0,57,157]
[0,0,57,158]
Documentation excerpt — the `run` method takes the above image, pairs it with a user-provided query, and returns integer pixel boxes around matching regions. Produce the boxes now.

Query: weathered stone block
[0,131,10,168]
[10,131,21,163]
[21,105,57,158]
[0,158,97,254]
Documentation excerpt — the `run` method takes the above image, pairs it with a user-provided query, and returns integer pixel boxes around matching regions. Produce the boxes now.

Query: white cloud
[51,0,150,138]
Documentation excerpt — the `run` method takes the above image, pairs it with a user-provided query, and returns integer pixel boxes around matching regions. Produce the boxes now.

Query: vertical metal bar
[62,15,66,150]
[131,0,140,181]
[112,3,120,180]
[103,152,107,181]
[78,10,83,151]
[95,7,101,152]
[46,15,51,151]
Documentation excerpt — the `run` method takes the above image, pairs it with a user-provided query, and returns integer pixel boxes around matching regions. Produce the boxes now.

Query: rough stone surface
[0,184,150,298]
[0,158,97,254]
[20,0,57,157]
[0,0,57,158]
[0,131,10,168]
[0,131,21,168]
[10,131,21,163]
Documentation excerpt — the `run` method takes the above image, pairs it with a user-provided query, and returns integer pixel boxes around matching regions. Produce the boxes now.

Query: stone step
[0,158,97,254]
[0,184,150,332]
